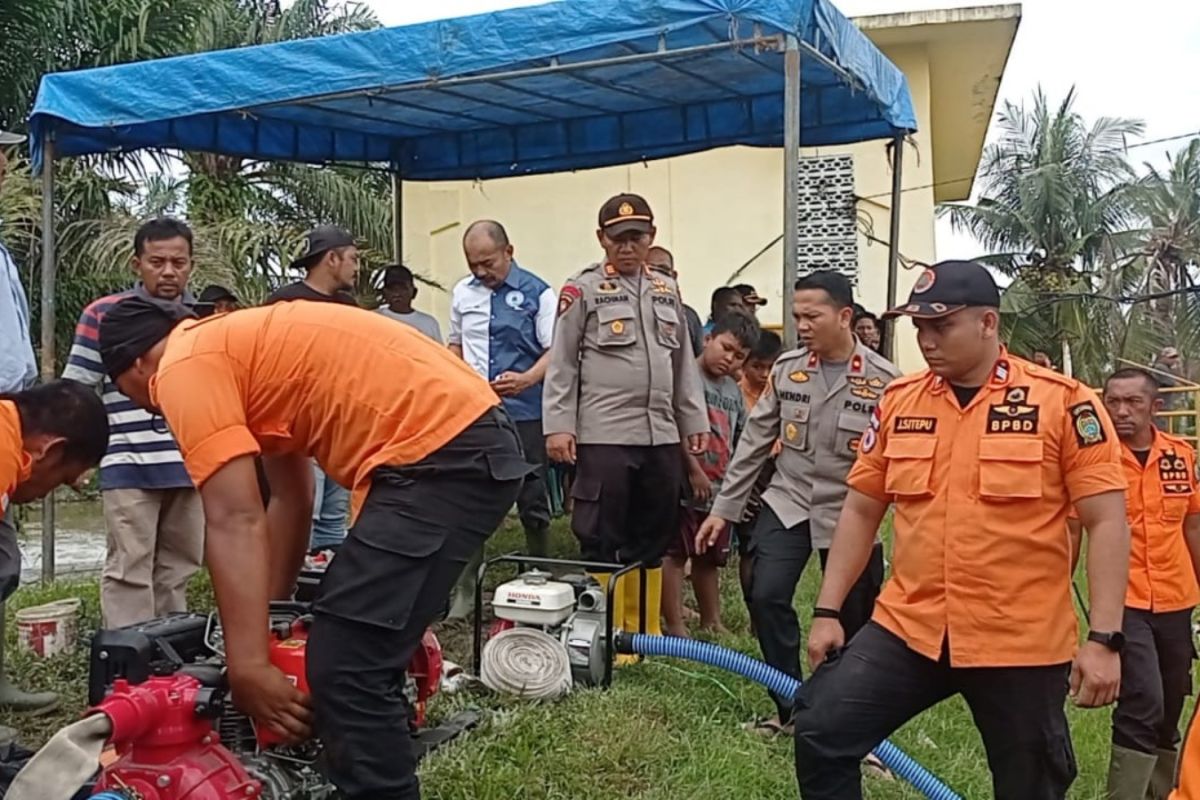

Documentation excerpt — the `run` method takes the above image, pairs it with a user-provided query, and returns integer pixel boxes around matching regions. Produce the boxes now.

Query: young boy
[664,312,761,636]
[735,329,783,623]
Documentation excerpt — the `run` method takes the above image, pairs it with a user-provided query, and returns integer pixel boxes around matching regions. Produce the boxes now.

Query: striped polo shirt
[61,287,194,491]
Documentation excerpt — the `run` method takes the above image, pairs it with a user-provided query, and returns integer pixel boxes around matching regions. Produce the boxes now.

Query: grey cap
[290,224,355,271]
[0,130,27,146]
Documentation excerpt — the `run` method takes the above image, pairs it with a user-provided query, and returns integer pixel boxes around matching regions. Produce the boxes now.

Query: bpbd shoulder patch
[1070,401,1106,447]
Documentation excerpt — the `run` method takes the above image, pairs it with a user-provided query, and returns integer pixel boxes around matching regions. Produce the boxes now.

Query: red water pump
[92,674,259,800]
[86,608,446,800]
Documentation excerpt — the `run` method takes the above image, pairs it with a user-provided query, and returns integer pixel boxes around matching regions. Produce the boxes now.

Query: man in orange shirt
[99,297,527,800]
[794,261,1130,800]
[1069,368,1200,799]
[0,380,108,599]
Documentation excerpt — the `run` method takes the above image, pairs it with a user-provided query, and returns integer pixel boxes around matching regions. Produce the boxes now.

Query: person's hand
[688,466,713,505]
[694,514,729,554]
[490,371,531,397]
[687,432,710,455]
[546,433,577,465]
[807,618,845,671]
[1070,640,1121,707]
[770,439,783,458]
[69,469,94,494]
[228,661,313,743]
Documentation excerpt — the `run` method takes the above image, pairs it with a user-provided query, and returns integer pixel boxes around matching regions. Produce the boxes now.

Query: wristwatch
[1087,631,1126,653]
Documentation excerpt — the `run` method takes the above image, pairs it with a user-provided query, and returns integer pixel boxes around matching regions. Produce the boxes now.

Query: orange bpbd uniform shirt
[0,402,32,516]
[1070,428,1200,611]
[849,350,1126,666]
[150,302,499,521]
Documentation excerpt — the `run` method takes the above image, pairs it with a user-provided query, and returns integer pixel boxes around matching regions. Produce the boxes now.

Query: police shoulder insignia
[558,284,583,317]
[1070,401,1106,448]
[789,370,810,384]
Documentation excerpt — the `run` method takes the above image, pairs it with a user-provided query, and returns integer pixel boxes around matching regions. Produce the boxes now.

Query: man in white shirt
[447,221,555,615]
[376,265,442,343]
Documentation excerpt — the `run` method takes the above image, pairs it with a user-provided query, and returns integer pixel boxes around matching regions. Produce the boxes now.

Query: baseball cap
[290,224,355,271]
[99,296,196,380]
[0,130,26,146]
[382,264,414,287]
[598,194,654,237]
[732,283,768,307]
[883,260,1001,320]
[197,285,237,305]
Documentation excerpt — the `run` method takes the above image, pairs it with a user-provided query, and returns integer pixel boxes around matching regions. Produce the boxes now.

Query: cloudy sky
[362,0,1200,260]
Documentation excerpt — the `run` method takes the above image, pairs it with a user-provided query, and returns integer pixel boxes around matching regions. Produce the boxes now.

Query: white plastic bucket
[15,598,81,658]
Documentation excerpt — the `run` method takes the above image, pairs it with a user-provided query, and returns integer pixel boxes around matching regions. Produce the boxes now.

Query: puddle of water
[15,499,107,582]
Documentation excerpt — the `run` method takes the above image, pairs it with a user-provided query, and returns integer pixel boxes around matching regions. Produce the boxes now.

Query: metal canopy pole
[884,134,905,362]
[391,172,403,263]
[39,133,56,584]
[782,36,801,350]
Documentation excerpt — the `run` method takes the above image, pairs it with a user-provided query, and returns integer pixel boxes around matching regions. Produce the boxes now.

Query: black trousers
[794,622,1076,800]
[747,507,884,719]
[0,508,20,602]
[1114,606,1196,753]
[514,420,551,544]
[570,443,683,567]
[307,408,526,799]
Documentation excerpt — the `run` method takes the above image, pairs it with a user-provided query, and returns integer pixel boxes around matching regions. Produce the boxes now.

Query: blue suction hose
[617,633,962,800]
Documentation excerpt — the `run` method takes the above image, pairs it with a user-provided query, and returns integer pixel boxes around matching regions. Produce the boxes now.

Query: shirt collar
[805,339,869,374]
[470,261,521,292]
[929,346,1012,395]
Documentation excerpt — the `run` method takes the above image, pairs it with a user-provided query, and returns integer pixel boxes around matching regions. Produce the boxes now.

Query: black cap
[883,260,1001,320]
[291,224,355,271]
[598,194,654,237]
[382,264,414,287]
[99,297,196,380]
[732,283,768,307]
[197,285,237,305]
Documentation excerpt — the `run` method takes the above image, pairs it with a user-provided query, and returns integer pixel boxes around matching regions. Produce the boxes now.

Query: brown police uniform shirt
[543,262,708,446]
[849,350,1126,667]
[711,342,901,548]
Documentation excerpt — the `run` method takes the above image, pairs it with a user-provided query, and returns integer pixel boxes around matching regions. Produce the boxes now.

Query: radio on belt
[492,570,576,626]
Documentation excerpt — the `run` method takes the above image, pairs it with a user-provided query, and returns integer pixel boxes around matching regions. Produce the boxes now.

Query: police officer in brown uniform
[544,193,709,642]
[697,271,900,731]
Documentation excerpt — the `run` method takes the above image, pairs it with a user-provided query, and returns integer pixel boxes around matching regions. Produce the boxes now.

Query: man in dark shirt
[265,225,360,552]
[266,225,359,306]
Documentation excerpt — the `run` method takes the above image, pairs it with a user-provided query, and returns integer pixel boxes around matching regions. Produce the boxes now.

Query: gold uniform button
[611,321,624,334]
[785,423,798,441]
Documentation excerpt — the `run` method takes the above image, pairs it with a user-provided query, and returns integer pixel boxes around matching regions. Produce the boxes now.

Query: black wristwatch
[1087,630,1126,653]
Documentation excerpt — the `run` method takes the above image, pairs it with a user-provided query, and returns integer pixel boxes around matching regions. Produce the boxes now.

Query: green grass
[0,517,1167,799]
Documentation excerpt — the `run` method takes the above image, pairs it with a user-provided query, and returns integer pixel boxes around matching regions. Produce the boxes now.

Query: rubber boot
[446,548,484,620]
[1107,745,1157,800]
[1146,746,1179,800]
[0,604,58,715]
[623,568,664,639]
[524,525,550,559]
[590,572,635,666]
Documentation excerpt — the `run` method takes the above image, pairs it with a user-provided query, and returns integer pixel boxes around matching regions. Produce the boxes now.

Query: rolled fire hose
[480,627,573,700]
[619,633,963,800]
[7,713,112,800]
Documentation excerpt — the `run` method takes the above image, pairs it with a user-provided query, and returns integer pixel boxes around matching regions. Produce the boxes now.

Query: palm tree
[1132,139,1200,360]
[940,88,1145,383]
[0,0,413,367]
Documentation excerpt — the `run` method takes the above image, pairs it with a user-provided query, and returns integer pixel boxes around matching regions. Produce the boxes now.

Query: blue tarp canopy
[29,0,916,180]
